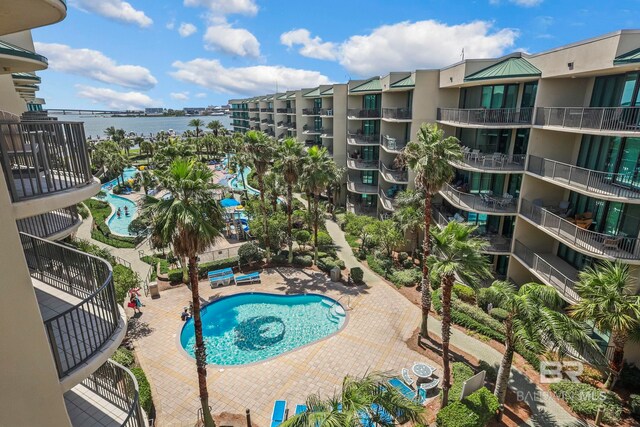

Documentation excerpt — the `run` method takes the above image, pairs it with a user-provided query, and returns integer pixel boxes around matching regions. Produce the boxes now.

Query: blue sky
[31,0,640,110]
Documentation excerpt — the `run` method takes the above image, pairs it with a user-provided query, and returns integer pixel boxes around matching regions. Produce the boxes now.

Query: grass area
[84,199,139,248]
[140,255,170,280]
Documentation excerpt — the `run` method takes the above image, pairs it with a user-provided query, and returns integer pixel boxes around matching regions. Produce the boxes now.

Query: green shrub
[350,267,364,283]
[112,347,135,367]
[316,231,333,247]
[166,257,239,283]
[335,259,345,270]
[77,203,89,219]
[238,242,263,265]
[398,252,409,262]
[345,233,359,249]
[489,308,509,321]
[453,283,476,304]
[629,394,640,417]
[550,381,622,424]
[402,258,415,269]
[317,257,338,273]
[476,288,492,312]
[131,367,153,414]
[478,360,498,384]
[437,386,498,427]
[449,362,475,403]
[140,255,169,275]
[293,255,313,267]
[295,230,311,249]
[390,269,422,287]
[113,264,141,304]
[463,387,500,426]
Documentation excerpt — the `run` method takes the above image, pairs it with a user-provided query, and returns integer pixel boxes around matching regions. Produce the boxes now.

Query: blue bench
[208,267,233,279]
[270,400,287,427]
[235,271,260,284]
[388,377,425,404]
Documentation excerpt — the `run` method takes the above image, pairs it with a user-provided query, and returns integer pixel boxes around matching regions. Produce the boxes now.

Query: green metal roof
[464,57,540,82]
[287,93,296,99]
[390,75,415,88]
[277,94,287,100]
[303,88,320,97]
[11,72,41,82]
[320,87,334,96]
[350,78,382,93]
[0,40,48,65]
[614,47,640,65]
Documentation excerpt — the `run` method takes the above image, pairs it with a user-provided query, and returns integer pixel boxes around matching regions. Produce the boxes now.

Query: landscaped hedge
[437,387,499,427]
[550,381,622,424]
[167,257,239,283]
[390,269,422,287]
[131,367,153,414]
[453,283,476,304]
[140,255,170,280]
[350,267,364,283]
[293,255,313,267]
[448,362,475,404]
[84,199,139,248]
[112,347,135,367]
[113,264,141,304]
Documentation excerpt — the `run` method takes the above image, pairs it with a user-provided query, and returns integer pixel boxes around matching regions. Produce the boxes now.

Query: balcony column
[0,172,71,426]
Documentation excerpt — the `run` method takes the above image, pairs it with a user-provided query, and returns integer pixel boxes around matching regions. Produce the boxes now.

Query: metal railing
[535,106,640,133]
[286,122,296,129]
[347,200,376,215]
[513,240,580,302]
[346,177,378,194]
[16,206,79,238]
[347,108,381,119]
[82,360,146,427]
[248,108,259,112]
[437,107,533,126]
[455,152,525,171]
[302,125,323,134]
[379,188,398,211]
[0,121,93,202]
[379,162,408,183]
[440,184,518,214]
[380,135,407,152]
[320,108,333,116]
[259,108,273,113]
[347,157,378,170]
[520,199,640,260]
[527,155,640,199]
[320,129,333,137]
[382,108,412,120]
[20,232,121,378]
[347,133,380,144]
[432,206,511,253]
[302,108,320,115]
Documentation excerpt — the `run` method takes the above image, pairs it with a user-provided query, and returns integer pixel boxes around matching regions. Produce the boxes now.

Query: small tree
[295,230,311,251]
[238,242,263,266]
[372,219,404,257]
[345,214,377,252]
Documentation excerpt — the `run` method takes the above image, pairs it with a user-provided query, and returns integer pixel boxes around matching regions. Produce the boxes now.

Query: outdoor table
[412,363,434,379]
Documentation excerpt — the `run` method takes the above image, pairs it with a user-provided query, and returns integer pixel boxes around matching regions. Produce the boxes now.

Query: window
[591,72,640,107]
[313,98,322,110]
[513,129,530,155]
[314,117,322,131]
[363,94,380,111]
[361,171,377,185]
[481,84,519,109]
[362,120,379,136]
[459,129,511,153]
[361,146,378,161]
[520,82,538,108]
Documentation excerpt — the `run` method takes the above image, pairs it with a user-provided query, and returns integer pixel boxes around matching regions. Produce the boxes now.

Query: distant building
[183,107,206,115]
[145,107,164,115]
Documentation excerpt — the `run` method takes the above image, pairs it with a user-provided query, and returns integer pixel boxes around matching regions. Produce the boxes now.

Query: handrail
[382,107,412,120]
[20,232,121,378]
[379,161,408,182]
[520,199,640,260]
[347,133,380,144]
[527,155,640,199]
[437,107,533,125]
[347,176,378,193]
[535,106,640,133]
[347,157,378,169]
[440,184,517,214]
[302,108,320,115]
[454,152,525,171]
[16,205,79,238]
[380,134,407,152]
[431,206,511,252]
[347,108,381,119]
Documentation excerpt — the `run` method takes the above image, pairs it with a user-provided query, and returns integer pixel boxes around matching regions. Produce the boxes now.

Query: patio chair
[470,149,481,162]
[388,377,425,404]
[401,368,414,387]
[270,400,287,427]
[235,271,261,284]
[208,267,233,279]
[294,404,307,415]
[603,234,625,250]
[419,378,441,396]
[209,273,235,288]
[574,212,593,229]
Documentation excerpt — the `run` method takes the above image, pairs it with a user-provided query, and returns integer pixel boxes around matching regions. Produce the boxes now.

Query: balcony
[0,120,98,214]
[520,199,640,263]
[276,108,288,114]
[249,107,259,112]
[16,206,80,240]
[535,106,640,136]
[379,188,399,212]
[0,0,67,37]
[512,240,580,303]
[527,155,640,203]
[347,133,380,145]
[302,108,320,116]
[452,151,525,173]
[302,125,322,135]
[320,129,333,138]
[320,108,334,117]
[260,108,273,113]
[65,360,147,427]
[437,108,533,128]
[347,157,378,171]
[276,121,285,128]
[379,162,408,184]
[347,177,378,194]
[285,108,296,115]
[286,122,296,130]
[440,184,517,215]
[347,200,377,215]
[21,233,125,384]
[380,135,407,153]
[382,107,412,121]
[348,109,381,119]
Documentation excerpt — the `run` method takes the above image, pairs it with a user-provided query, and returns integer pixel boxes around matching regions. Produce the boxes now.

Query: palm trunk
[287,184,294,264]
[239,169,248,200]
[313,194,319,264]
[420,195,433,338]
[188,256,215,427]
[258,173,271,262]
[440,273,455,408]
[494,319,514,406]
[605,333,626,389]
[306,192,313,231]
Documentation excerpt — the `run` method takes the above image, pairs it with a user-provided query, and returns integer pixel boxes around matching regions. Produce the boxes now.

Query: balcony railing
[440,184,518,214]
[20,232,121,378]
[437,108,533,126]
[16,206,79,239]
[302,125,323,134]
[379,162,408,183]
[454,151,525,172]
[380,135,407,152]
[320,108,333,117]
[0,121,93,202]
[347,133,380,145]
[286,122,296,129]
[382,108,412,120]
[347,177,378,194]
[302,108,320,116]
[379,188,399,211]
[320,129,333,138]
[260,108,273,112]
[535,106,640,133]
[347,157,378,170]
[347,200,377,215]
[348,108,381,119]
[249,107,259,112]
[527,155,640,200]
[520,199,640,261]
[513,240,580,303]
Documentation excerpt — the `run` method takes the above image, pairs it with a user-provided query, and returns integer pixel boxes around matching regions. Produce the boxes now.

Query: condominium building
[0,2,146,426]
[230,30,640,365]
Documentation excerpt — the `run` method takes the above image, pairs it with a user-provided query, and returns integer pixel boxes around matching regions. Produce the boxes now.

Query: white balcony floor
[65,383,129,427]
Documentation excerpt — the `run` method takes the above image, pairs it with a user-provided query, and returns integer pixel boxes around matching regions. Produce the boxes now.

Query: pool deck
[131,267,438,426]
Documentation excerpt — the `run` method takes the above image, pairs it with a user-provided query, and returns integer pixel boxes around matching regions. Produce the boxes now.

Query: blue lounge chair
[208,267,233,279]
[235,271,260,284]
[389,377,425,404]
[294,404,307,415]
[209,273,235,288]
[359,404,393,427]
[271,400,287,427]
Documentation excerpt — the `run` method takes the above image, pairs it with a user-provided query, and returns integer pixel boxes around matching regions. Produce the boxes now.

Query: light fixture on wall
[449,77,453,82]
[567,62,574,70]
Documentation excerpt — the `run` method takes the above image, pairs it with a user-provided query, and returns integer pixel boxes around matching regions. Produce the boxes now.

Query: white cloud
[183,0,258,16]
[203,23,260,57]
[336,20,518,76]
[171,59,331,95]
[195,92,208,98]
[178,22,197,37]
[490,0,543,6]
[170,92,190,101]
[76,85,158,110]
[280,29,338,60]
[35,42,157,90]
[71,0,152,28]
[166,19,176,30]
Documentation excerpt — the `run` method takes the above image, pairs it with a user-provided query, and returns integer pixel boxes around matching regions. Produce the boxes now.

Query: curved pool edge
[104,192,139,237]
[175,291,350,369]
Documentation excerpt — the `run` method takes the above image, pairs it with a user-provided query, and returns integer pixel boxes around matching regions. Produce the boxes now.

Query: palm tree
[326,163,344,219]
[570,261,640,388]
[398,123,463,340]
[276,138,304,263]
[429,221,491,407]
[207,120,224,137]
[281,372,426,427]
[140,169,154,195]
[231,148,251,200]
[188,118,205,138]
[394,190,425,261]
[264,171,284,212]
[484,281,599,408]
[245,130,276,262]
[147,159,224,427]
[139,138,155,159]
[301,145,333,264]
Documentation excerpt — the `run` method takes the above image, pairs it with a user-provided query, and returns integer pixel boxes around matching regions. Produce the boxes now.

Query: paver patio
[132,267,439,426]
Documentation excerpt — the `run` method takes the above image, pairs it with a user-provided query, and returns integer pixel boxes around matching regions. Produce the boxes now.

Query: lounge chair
[271,400,287,427]
[209,273,235,288]
[401,368,414,387]
[388,377,425,404]
[208,267,233,279]
[235,271,261,284]
[294,404,307,415]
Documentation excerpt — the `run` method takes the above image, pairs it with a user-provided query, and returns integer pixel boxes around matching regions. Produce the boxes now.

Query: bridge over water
[46,108,144,116]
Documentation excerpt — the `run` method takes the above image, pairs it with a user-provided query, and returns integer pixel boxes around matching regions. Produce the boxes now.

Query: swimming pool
[100,167,139,236]
[180,293,346,366]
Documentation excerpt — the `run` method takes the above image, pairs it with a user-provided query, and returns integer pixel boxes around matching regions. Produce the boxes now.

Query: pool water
[227,166,259,196]
[180,293,346,365]
[100,167,139,236]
